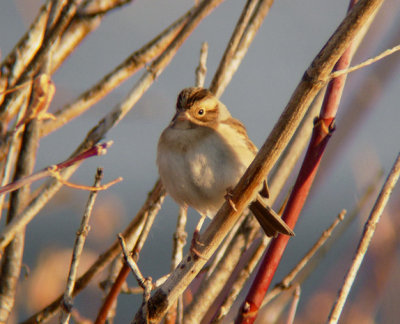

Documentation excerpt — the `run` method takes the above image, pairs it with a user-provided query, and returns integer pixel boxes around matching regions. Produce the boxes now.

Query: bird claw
[190,230,207,260]
[224,188,237,212]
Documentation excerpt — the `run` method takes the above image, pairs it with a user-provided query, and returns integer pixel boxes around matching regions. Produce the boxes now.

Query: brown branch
[60,168,103,324]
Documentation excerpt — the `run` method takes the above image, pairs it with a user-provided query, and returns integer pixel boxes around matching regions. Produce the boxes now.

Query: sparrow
[157,87,294,238]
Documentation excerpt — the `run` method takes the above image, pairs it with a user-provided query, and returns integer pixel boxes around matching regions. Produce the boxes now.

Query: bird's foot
[190,230,207,260]
[224,188,238,212]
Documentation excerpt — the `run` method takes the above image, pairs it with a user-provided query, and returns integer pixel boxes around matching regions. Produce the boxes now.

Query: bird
[157,87,294,241]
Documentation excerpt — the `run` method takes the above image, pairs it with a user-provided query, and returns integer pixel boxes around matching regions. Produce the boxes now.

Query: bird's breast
[157,126,253,216]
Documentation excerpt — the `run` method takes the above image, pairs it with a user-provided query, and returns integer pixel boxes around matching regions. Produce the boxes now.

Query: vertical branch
[60,169,103,324]
[164,207,187,324]
[0,88,42,323]
[326,152,400,324]
[285,285,301,324]
[195,42,209,88]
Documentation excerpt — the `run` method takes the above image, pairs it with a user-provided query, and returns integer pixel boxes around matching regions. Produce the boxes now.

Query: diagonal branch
[327,152,400,323]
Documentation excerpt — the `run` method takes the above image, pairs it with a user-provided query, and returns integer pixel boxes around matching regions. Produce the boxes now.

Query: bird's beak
[171,111,190,127]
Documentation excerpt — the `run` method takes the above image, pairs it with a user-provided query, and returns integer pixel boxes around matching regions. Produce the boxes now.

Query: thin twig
[0,0,78,118]
[0,85,32,219]
[94,180,165,324]
[285,285,301,324]
[195,42,209,87]
[327,152,400,324]
[210,0,271,97]
[165,206,188,324]
[208,195,289,324]
[0,141,114,198]
[330,43,400,79]
[40,6,193,137]
[172,207,188,271]
[183,215,260,323]
[78,0,134,18]
[118,234,146,289]
[211,236,269,324]
[263,210,346,306]
[0,1,51,87]
[0,82,43,322]
[205,212,245,279]
[60,168,103,324]
[21,180,165,324]
[0,141,116,251]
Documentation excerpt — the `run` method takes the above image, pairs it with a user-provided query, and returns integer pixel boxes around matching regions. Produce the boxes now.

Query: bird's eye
[197,109,204,116]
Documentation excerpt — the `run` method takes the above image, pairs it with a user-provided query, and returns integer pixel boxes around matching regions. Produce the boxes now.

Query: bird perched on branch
[157,87,294,243]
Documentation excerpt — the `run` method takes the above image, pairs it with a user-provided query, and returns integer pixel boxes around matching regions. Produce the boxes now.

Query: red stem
[235,1,358,322]
[94,264,131,324]
[235,119,333,324]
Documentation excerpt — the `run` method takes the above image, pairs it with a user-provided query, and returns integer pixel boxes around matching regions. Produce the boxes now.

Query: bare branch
[60,168,103,324]
[21,180,165,324]
[327,152,400,324]
[195,42,209,87]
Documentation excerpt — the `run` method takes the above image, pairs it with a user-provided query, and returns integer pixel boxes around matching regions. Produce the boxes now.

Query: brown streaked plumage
[157,87,294,237]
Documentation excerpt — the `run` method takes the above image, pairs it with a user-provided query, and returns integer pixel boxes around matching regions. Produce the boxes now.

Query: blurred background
[1,0,400,323]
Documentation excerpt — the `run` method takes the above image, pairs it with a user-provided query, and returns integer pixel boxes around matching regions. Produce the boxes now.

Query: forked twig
[118,234,147,289]
[0,141,115,199]
[60,169,103,324]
